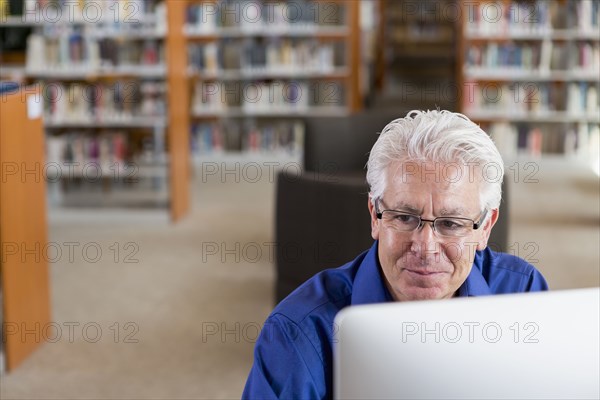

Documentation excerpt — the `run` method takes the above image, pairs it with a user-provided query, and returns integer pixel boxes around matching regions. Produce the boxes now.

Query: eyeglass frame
[374,198,489,237]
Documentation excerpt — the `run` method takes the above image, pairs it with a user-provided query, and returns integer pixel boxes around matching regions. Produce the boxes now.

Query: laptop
[334,288,600,399]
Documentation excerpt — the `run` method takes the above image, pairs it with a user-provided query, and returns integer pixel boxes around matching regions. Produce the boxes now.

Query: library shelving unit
[377,0,458,110]
[458,0,600,169]
[180,0,361,165]
[0,0,191,220]
[0,83,51,372]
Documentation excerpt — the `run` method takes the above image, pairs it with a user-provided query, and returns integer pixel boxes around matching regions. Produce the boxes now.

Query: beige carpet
[1,159,598,399]
[1,172,276,399]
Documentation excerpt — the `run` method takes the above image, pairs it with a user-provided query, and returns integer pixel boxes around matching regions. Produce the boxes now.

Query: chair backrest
[275,171,373,302]
[303,112,399,173]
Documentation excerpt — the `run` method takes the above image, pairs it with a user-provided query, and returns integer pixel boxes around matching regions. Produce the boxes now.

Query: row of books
[26,32,164,73]
[465,42,600,73]
[43,81,166,122]
[489,122,600,159]
[99,38,162,66]
[46,131,130,174]
[464,82,600,116]
[191,121,304,155]
[465,0,599,35]
[188,39,339,73]
[191,80,345,113]
[185,0,344,32]
[15,0,165,27]
[47,131,127,165]
[46,131,163,175]
[567,83,600,114]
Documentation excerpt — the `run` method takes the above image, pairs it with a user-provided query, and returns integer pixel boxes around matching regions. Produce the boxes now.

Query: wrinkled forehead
[383,160,485,212]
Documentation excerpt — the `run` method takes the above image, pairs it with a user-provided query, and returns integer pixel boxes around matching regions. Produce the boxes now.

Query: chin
[397,285,451,301]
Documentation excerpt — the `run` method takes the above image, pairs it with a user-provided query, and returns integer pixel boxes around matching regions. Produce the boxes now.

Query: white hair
[366,109,504,211]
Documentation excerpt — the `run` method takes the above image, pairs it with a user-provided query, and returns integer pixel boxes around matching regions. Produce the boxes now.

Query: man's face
[368,161,498,301]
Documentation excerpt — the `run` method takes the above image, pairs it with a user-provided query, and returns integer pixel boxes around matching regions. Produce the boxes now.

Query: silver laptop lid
[334,288,600,400]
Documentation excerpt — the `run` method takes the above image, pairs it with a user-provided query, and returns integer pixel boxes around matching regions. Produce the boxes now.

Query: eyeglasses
[375,199,488,238]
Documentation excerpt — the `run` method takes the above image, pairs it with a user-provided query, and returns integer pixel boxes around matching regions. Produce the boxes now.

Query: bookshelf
[166,0,190,221]
[0,84,51,372]
[182,0,361,164]
[459,0,600,168]
[1,0,365,218]
[1,0,191,220]
[377,0,458,110]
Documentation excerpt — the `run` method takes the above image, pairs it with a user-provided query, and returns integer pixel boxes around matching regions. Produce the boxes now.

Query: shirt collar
[351,241,393,305]
[352,242,492,303]
[457,251,493,297]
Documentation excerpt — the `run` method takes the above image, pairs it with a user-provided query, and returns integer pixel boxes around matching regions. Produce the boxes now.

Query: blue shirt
[242,241,548,399]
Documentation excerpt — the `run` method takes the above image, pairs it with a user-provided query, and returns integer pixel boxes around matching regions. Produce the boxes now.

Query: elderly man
[242,110,548,399]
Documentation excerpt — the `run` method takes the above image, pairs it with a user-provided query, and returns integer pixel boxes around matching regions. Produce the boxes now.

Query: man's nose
[410,221,440,255]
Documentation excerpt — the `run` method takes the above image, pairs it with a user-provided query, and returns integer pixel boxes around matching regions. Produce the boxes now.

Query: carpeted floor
[1,158,598,399]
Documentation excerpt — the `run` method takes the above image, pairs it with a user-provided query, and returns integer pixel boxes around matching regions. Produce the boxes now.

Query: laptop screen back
[334,288,600,400]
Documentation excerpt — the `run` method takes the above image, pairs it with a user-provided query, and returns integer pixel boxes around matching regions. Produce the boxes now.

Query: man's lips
[404,268,446,276]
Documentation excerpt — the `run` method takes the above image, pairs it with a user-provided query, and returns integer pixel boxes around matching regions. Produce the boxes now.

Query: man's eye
[440,219,465,229]
[395,214,417,223]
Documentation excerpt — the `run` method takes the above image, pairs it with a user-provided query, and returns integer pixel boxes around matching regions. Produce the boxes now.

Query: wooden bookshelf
[0,85,51,371]
[182,0,362,161]
[1,0,367,218]
[378,0,458,110]
[166,0,190,221]
[458,0,600,162]
[0,0,192,221]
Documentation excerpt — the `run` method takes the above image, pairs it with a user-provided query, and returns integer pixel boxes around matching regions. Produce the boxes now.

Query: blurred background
[1,0,599,398]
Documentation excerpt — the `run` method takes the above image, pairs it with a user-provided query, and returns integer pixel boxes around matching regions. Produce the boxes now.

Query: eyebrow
[383,201,422,215]
[384,201,469,217]
[439,207,469,216]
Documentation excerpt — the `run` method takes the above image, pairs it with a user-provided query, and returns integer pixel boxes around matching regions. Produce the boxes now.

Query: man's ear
[368,197,380,240]
[477,208,499,251]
